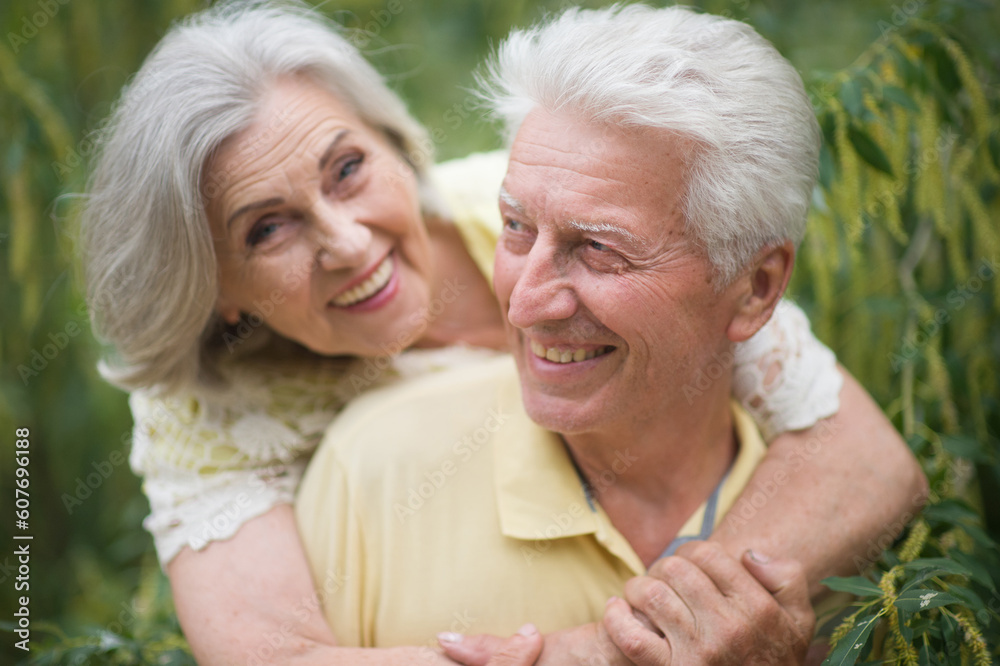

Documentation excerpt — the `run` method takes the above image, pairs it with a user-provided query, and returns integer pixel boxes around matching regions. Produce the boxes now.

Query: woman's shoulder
[128,357,354,473]
[430,150,508,224]
[429,149,510,281]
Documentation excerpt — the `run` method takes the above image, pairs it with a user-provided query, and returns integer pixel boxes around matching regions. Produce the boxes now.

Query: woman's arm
[708,366,929,599]
[168,505,457,665]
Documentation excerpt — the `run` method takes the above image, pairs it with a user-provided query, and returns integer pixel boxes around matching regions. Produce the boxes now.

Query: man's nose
[506,242,578,329]
[311,202,371,271]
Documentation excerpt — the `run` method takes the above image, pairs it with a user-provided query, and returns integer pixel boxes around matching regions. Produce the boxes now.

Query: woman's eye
[247,218,280,247]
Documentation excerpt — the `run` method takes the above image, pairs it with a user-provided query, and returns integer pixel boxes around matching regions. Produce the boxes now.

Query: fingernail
[748,549,771,564]
[517,623,538,637]
[605,595,620,607]
[437,631,463,644]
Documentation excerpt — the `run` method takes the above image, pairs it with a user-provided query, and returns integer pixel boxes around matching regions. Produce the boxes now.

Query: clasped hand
[439,542,814,665]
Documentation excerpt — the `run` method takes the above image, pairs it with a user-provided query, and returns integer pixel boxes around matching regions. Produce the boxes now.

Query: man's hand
[603,541,815,665]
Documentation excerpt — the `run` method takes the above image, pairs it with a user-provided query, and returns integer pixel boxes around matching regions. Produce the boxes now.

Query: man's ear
[726,240,795,343]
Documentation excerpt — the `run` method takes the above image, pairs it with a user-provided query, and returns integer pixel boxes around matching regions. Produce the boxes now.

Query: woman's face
[205,76,433,358]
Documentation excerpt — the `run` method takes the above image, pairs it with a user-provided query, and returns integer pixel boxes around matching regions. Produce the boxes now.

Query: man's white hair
[81,0,431,393]
[479,3,821,286]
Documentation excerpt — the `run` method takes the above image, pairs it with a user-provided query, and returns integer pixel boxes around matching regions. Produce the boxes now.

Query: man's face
[494,108,745,436]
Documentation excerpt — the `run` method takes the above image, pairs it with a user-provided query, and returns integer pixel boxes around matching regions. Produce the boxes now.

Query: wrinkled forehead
[503,108,694,238]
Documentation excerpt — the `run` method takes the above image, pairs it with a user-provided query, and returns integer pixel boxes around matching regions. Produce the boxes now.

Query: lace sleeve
[732,300,843,442]
[127,362,348,565]
[128,347,501,565]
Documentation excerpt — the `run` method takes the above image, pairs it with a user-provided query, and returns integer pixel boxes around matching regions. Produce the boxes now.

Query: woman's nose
[312,205,372,271]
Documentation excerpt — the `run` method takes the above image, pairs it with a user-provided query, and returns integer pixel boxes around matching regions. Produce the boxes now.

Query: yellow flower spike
[832,101,864,242]
[938,36,993,143]
[925,340,958,432]
[897,519,930,563]
[830,609,862,645]
[0,44,75,163]
[955,609,992,666]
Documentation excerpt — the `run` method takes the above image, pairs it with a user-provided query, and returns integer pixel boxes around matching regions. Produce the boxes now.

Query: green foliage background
[0,0,998,664]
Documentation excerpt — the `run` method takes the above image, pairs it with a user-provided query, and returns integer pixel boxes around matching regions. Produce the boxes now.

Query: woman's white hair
[479,3,821,286]
[81,0,432,394]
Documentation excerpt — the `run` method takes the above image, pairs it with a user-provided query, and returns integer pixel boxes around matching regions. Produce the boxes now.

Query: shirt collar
[491,359,767,574]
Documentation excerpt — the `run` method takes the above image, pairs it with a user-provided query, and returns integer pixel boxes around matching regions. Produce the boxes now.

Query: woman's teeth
[332,255,394,307]
[530,340,612,364]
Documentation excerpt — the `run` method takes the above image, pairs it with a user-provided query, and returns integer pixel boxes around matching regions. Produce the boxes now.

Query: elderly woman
[80,1,925,664]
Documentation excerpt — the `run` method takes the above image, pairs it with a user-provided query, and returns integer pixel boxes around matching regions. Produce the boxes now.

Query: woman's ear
[216,296,242,326]
[726,240,795,343]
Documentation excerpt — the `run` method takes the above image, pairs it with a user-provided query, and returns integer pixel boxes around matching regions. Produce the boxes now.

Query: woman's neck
[412,216,508,351]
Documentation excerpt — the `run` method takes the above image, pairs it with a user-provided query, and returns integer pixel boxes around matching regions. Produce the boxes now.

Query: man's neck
[562,382,738,567]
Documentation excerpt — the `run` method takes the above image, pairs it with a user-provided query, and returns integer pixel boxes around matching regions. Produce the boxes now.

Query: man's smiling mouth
[529,340,614,364]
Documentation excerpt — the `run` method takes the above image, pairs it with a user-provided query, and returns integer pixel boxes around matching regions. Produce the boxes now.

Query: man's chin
[519,387,606,437]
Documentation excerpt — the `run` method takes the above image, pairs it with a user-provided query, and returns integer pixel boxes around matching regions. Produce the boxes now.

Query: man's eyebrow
[226,197,284,231]
[568,220,645,249]
[498,187,526,215]
[318,129,351,172]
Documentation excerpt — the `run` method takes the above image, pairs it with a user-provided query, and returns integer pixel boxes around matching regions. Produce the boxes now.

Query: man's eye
[589,240,610,252]
[505,218,525,232]
[338,156,363,181]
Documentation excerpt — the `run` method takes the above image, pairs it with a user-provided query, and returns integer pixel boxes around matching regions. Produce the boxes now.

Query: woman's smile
[205,76,435,357]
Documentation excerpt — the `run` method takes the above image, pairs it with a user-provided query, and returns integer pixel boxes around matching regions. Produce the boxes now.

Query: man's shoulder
[317,354,521,466]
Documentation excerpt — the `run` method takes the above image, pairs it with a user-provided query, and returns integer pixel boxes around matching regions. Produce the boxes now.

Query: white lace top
[128,151,844,565]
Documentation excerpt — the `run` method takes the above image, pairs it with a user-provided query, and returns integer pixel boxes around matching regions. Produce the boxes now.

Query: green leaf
[895,588,965,613]
[822,575,884,597]
[819,143,836,190]
[989,130,1000,171]
[900,557,974,579]
[941,434,991,462]
[847,124,894,175]
[922,499,980,526]
[823,612,881,666]
[945,584,986,612]
[840,78,865,117]
[881,85,920,112]
[918,642,942,666]
[927,43,961,93]
[946,549,999,592]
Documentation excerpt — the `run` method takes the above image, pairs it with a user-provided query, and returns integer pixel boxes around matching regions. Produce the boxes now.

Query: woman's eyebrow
[318,129,351,171]
[227,197,284,231]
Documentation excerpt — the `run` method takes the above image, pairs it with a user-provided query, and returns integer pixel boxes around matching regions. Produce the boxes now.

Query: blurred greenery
[1,0,998,664]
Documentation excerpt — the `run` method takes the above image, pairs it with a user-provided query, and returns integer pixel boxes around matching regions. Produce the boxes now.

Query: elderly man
[296,5,921,664]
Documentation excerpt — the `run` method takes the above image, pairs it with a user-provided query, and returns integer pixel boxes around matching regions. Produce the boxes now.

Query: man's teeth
[332,256,393,307]
[529,340,611,364]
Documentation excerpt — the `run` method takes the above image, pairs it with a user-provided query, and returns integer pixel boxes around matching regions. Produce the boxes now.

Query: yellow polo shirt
[295,355,767,647]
